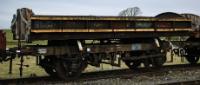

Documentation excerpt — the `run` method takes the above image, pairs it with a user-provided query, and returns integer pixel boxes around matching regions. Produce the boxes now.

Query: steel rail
[1,64,200,85]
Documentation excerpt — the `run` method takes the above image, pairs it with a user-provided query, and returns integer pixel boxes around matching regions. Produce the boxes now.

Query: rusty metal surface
[29,31,192,40]
[31,15,155,21]
[0,30,6,50]
[11,8,33,40]
[30,15,190,21]
[85,44,155,53]
[11,8,195,41]
[30,28,192,33]
[181,13,200,38]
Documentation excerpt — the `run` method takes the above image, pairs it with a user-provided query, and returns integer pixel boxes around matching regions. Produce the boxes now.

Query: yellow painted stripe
[157,19,191,21]
[114,29,135,32]
[135,29,155,32]
[62,29,88,32]
[31,28,192,33]
[88,29,112,32]
[31,16,191,21]
[157,29,174,31]
[157,28,192,31]
[174,28,192,31]
[31,17,156,21]
[31,29,63,32]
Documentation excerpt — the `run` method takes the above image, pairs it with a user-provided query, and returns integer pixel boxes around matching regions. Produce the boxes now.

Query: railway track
[1,64,200,85]
[160,79,200,85]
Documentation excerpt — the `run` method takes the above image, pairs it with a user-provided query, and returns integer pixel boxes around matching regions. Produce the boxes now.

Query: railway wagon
[1,8,199,79]
[0,30,6,62]
[0,30,6,50]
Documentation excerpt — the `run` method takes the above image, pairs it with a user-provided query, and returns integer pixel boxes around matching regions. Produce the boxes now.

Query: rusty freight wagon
[0,30,6,51]
[0,8,198,79]
[0,30,7,62]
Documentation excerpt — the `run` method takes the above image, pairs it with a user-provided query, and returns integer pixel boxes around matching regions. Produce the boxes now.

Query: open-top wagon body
[0,8,198,79]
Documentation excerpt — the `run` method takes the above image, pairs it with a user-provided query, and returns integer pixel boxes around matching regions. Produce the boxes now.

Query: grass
[0,29,195,79]
[0,29,47,79]
[3,29,47,47]
[0,57,47,79]
[0,29,100,79]
[0,53,190,79]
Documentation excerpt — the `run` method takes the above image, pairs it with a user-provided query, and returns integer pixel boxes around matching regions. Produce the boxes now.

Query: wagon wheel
[185,55,199,64]
[140,53,151,68]
[43,66,57,77]
[152,56,166,67]
[185,48,200,64]
[142,59,151,68]
[124,60,141,69]
[40,56,57,77]
[55,58,87,80]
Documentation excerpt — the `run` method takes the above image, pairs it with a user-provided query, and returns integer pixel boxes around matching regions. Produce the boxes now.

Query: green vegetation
[4,29,14,43]
[3,29,47,47]
[0,57,47,79]
[0,29,47,79]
